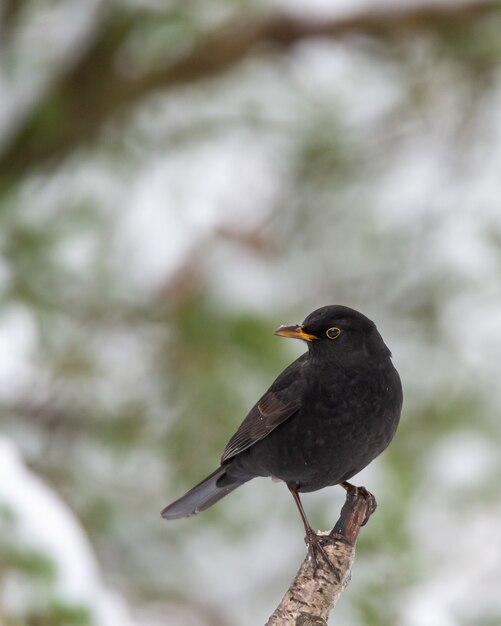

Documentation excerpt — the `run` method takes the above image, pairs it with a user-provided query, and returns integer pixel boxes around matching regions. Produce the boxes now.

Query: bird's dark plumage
[161,305,403,544]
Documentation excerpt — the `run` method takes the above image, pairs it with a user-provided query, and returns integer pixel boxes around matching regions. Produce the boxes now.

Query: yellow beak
[273,325,317,342]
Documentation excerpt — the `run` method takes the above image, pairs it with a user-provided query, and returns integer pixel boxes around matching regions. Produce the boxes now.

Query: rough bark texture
[266,487,376,626]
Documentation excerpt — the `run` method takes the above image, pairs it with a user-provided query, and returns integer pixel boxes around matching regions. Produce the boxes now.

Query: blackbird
[162,305,403,567]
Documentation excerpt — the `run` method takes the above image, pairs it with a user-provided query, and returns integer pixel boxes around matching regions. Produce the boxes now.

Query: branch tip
[266,485,375,625]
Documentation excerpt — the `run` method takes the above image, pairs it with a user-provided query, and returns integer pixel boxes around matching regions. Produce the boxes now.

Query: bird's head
[274,305,391,359]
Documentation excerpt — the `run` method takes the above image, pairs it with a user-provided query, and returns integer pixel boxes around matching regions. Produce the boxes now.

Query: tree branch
[0,0,23,40]
[266,487,376,626]
[0,0,499,185]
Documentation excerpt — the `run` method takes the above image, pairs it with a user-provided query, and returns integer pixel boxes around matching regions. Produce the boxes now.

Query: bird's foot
[340,481,377,526]
[304,527,341,582]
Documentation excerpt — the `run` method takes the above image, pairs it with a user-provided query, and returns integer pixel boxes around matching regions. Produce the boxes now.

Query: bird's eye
[326,327,341,340]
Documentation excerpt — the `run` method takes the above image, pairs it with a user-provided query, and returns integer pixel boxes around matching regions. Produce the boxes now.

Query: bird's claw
[304,528,341,582]
[340,481,377,525]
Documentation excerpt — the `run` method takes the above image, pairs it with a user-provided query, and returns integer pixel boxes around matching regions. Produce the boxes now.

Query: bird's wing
[221,393,301,462]
[221,357,305,463]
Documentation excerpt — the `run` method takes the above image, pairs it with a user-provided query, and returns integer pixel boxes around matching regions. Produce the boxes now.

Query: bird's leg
[287,483,338,578]
[340,481,377,526]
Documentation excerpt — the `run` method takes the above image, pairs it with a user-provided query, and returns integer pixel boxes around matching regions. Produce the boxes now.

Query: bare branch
[266,487,376,626]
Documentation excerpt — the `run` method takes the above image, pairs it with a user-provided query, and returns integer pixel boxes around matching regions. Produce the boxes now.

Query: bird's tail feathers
[161,466,242,520]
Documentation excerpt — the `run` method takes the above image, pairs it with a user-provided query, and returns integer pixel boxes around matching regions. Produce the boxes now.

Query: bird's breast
[233,357,402,491]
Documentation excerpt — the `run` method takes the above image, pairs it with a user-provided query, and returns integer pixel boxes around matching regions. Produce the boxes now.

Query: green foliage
[438,17,501,70]
[6,602,91,626]
[161,295,292,484]
[2,2,501,625]
[0,506,92,626]
[0,505,55,582]
[0,547,56,580]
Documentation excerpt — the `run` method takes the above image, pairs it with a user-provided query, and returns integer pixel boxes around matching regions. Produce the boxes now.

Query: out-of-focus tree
[1,1,501,625]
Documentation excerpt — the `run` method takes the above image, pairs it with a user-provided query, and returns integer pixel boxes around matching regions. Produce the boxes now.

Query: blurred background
[1,0,501,624]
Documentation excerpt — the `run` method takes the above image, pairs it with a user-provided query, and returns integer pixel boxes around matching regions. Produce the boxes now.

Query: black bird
[162,305,403,567]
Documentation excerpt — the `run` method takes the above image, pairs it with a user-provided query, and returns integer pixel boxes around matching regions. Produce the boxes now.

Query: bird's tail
[161,466,243,520]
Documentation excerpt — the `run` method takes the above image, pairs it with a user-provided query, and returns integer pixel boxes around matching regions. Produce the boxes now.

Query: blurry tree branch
[0,0,23,39]
[0,0,499,186]
[265,487,376,626]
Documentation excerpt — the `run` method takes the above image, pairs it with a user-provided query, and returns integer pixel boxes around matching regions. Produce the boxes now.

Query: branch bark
[265,487,376,626]
[0,0,499,185]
